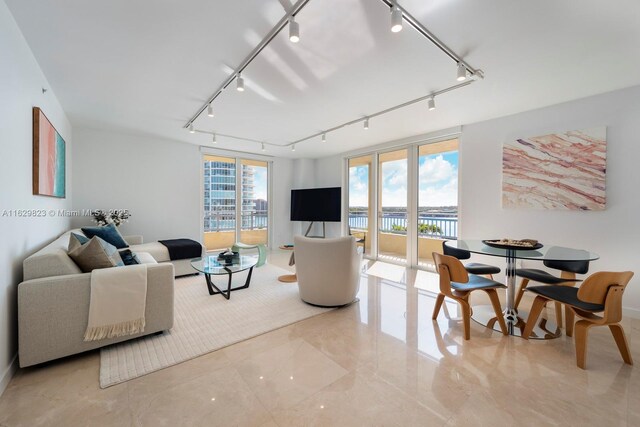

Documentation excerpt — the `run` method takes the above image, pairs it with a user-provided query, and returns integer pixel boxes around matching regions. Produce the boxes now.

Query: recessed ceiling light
[289,17,300,43]
[391,6,403,33]
[236,74,245,92]
[207,104,214,117]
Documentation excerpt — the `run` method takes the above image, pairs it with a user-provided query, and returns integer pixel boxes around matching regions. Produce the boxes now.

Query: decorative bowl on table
[217,250,239,265]
[482,239,543,250]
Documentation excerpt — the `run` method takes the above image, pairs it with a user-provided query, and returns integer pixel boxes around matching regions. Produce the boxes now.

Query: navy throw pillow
[82,223,129,249]
[71,232,90,245]
[119,249,140,266]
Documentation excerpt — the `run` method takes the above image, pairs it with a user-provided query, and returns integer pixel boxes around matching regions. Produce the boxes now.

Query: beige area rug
[99,264,331,388]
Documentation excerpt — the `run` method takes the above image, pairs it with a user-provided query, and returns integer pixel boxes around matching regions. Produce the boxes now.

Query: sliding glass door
[348,155,373,257]
[203,155,269,251]
[346,138,459,269]
[378,149,408,263]
[203,155,237,250]
[417,140,459,267]
[240,159,268,246]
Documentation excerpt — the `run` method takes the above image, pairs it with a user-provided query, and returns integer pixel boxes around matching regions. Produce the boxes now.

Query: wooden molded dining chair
[442,240,501,279]
[432,252,508,340]
[522,271,634,369]
[514,259,589,328]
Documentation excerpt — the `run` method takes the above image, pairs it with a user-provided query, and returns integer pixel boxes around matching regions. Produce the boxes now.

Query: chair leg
[432,293,445,320]
[575,320,593,369]
[514,278,529,310]
[460,299,471,340]
[554,302,563,329]
[565,306,575,337]
[485,289,508,335]
[609,324,634,365]
[522,296,548,339]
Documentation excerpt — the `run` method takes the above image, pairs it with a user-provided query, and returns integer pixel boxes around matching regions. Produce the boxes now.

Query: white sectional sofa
[18,229,201,367]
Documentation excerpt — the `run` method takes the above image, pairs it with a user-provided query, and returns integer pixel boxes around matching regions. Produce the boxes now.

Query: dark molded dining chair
[514,259,589,328]
[442,240,501,279]
[522,271,634,369]
[432,252,508,340]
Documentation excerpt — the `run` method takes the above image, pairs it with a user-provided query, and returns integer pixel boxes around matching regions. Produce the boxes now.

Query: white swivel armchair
[294,235,362,307]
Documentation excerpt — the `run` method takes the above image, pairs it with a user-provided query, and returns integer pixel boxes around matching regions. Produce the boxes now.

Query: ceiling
[6,0,640,158]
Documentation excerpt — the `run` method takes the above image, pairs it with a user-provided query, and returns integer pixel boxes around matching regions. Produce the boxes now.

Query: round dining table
[444,240,599,339]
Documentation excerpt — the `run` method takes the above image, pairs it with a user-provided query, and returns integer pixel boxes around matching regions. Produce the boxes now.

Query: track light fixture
[184,0,482,152]
[427,96,436,111]
[236,74,245,92]
[456,62,467,81]
[289,16,300,43]
[391,6,403,33]
[211,133,217,143]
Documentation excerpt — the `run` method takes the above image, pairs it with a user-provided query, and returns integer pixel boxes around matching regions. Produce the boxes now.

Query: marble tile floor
[0,252,638,426]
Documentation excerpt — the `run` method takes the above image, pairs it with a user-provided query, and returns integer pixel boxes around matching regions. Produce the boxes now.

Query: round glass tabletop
[444,240,599,262]
[191,255,258,275]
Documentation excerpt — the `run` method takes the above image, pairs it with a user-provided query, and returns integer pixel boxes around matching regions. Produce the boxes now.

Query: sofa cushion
[82,223,129,249]
[68,236,124,272]
[129,242,171,263]
[135,252,158,265]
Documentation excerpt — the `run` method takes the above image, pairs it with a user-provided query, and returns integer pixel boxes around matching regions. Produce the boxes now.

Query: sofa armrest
[123,235,144,245]
[18,263,174,367]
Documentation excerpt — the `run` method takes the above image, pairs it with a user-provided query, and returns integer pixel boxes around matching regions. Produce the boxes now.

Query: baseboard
[0,353,18,398]
[623,306,640,320]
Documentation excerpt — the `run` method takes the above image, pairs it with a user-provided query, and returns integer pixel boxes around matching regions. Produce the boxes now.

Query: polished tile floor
[1,251,638,426]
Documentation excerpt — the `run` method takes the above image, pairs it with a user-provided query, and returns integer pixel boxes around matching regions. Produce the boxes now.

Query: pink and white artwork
[502,127,606,210]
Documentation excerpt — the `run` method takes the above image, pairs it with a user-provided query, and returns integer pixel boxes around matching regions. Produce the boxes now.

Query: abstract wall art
[502,127,606,210]
[33,107,66,198]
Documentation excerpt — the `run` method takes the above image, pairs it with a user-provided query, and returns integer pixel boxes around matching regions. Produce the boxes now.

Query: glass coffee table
[191,255,258,300]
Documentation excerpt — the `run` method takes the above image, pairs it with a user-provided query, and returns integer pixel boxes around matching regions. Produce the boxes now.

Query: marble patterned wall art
[502,127,606,210]
[33,107,66,198]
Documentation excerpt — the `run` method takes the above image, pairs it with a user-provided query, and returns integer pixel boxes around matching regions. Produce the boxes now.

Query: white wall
[0,1,73,395]
[72,128,296,247]
[460,85,640,317]
[71,128,201,241]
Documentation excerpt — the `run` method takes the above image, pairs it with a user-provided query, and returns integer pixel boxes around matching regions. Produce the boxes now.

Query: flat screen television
[290,187,341,222]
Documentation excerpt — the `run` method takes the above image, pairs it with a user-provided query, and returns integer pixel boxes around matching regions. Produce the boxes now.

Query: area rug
[99,263,331,388]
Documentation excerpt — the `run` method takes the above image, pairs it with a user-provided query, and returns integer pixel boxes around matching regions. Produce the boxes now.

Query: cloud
[419,154,456,185]
[419,176,458,207]
[349,154,458,208]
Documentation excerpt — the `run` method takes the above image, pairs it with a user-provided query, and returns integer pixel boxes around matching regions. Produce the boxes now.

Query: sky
[349,151,458,208]
[251,166,268,200]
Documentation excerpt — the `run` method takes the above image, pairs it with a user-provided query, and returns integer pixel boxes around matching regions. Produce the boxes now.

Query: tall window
[348,155,373,256]
[203,155,269,250]
[346,138,459,268]
[417,140,459,266]
[240,159,268,246]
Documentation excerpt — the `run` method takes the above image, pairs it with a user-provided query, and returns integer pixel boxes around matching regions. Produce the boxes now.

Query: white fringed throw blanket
[84,264,148,341]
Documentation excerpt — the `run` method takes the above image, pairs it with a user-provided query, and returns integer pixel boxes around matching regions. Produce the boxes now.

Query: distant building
[203,161,256,232]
